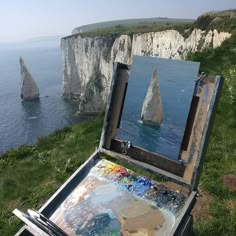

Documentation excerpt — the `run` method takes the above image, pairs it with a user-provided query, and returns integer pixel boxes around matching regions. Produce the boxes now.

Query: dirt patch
[226,199,236,210]
[192,190,214,222]
[44,179,57,185]
[7,199,20,211]
[223,174,236,191]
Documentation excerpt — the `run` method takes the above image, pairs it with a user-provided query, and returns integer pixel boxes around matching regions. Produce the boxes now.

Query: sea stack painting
[117,56,199,159]
[19,57,40,101]
[141,68,163,126]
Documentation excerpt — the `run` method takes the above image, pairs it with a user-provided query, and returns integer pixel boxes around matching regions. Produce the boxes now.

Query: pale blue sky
[0,0,235,42]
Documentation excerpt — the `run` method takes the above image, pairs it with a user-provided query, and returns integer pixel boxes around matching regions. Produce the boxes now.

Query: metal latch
[121,141,132,154]
[195,72,206,85]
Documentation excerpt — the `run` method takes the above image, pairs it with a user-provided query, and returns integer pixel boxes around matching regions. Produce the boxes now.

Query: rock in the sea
[19,57,40,100]
[141,69,163,126]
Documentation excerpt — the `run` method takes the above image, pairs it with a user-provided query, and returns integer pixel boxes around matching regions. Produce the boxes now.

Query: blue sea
[0,41,85,154]
[118,56,200,160]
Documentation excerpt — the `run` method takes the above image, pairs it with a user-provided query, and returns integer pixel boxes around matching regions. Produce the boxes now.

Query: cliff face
[61,29,231,112]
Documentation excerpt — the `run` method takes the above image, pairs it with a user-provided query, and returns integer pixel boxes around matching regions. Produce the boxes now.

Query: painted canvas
[117,56,200,160]
[50,159,186,235]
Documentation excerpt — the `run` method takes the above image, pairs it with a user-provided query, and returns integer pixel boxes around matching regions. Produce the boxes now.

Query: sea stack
[19,57,39,100]
[141,69,163,126]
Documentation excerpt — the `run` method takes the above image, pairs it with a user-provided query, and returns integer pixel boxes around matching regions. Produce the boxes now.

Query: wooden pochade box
[14,61,223,236]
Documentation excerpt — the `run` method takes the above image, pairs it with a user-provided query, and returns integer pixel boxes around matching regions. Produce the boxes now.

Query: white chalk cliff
[20,57,40,101]
[61,29,231,112]
[141,69,163,126]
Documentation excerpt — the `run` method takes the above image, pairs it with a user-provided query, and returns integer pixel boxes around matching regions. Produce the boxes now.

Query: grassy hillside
[65,9,236,40]
[193,9,236,32]
[72,17,193,34]
[73,9,235,36]
[0,115,103,235]
[64,21,193,39]
[188,29,236,235]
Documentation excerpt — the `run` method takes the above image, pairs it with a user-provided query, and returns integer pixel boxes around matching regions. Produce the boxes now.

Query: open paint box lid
[100,56,223,191]
[14,56,223,236]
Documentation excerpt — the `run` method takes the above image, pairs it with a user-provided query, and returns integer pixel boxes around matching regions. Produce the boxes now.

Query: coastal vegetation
[84,64,104,102]
[77,21,192,38]
[64,17,193,39]
[192,9,236,32]
[0,10,236,235]
[72,17,193,34]
[65,10,236,40]
[187,27,236,236]
[0,115,103,235]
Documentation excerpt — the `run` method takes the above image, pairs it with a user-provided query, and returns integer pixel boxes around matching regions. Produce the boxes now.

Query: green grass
[193,9,236,32]
[64,10,236,40]
[72,17,193,34]
[0,115,103,235]
[63,21,193,40]
[188,30,236,235]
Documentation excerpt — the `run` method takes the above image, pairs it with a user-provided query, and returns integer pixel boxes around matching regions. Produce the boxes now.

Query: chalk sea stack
[141,69,163,126]
[19,57,40,101]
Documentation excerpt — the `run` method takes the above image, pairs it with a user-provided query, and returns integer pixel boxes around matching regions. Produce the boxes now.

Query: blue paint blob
[133,177,153,196]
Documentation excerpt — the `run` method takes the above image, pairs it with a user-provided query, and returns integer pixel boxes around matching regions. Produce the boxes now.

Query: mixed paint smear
[51,159,186,236]
[92,160,186,214]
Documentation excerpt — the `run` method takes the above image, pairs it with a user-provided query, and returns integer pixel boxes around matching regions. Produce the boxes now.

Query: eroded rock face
[61,29,231,112]
[19,57,39,101]
[212,29,231,48]
[141,69,163,126]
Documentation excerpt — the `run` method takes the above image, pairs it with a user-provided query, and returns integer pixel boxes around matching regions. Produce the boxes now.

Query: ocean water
[0,44,84,154]
[118,56,200,160]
